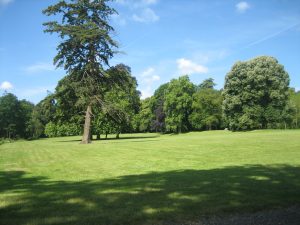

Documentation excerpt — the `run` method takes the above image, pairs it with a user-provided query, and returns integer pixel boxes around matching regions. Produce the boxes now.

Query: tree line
[1,56,300,140]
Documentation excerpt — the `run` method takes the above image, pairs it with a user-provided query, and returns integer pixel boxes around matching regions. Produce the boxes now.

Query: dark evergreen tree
[43,0,119,144]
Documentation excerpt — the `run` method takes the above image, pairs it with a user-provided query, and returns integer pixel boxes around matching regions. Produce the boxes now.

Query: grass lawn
[0,130,300,225]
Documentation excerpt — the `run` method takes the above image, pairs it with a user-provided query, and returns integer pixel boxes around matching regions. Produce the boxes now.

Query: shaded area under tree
[1,165,300,225]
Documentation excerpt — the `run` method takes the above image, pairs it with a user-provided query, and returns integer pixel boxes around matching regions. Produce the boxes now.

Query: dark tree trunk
[105,132,108,139]
[81,105,92,144]
[96,134,100,140]
[116,132,120,139]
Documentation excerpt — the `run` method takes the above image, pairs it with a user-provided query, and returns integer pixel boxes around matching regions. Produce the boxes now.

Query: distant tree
[198,78,216,90]
[133,98,153,132]
[164,76,195,133]
[26,109,45,139]
[151,83,169,132]
[0,93,20,138]
[190,84,222,130]
[0,93,34,139]
[289,89,300,128]
[223,56,290,130]
[19,100,35,138]
[43,0,119,144]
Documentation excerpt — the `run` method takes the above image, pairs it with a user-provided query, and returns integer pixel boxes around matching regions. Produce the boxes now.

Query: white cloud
[111,14,127,26]
[0,81,13,90]
[141,67,160,82]
[139,67,160,99]
[141,88,152,99]
[0,0,13,6]
[176,58,208,75]
[236,1,250,13]
[115,0,159,24]
[24,62,55,74]
[132,8,159,23]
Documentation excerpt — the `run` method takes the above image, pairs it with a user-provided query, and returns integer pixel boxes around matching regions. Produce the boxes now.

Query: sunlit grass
[0,130,300,225]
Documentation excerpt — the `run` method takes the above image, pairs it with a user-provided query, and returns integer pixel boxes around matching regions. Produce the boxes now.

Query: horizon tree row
[2,56,300,140]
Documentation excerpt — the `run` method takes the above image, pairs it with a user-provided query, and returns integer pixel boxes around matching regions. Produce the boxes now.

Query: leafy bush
[45,122,81,137]
[44,122,57,137]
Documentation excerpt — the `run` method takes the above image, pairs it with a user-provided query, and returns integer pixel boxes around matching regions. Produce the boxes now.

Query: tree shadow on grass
[0,165,300,225]
[57,135,160,143]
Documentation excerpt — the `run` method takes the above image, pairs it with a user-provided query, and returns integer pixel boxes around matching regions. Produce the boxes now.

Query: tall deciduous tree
[43,0,118,144]
[223,56,290,130]
[164,76,195,133]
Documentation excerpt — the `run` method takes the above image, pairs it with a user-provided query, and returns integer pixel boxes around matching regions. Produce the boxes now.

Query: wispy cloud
[236,1,250,13]
[244,22,300,49]
[0,81,13,90]
[116,0,159,24]
[177,58,208,75]
[0,0,13,6]
[24,62,55,74]
[111,14,127,26]
[132,8,159,23]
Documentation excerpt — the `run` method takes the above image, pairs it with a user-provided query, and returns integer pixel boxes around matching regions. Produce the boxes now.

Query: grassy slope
[0,130,300,225]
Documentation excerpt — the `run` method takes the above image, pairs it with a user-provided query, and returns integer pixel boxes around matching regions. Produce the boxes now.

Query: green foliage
[26,110,44,139]
[198,78,216,90]
[223,56,290,130]
[43,0,118,73]
[190,87,222,130]
[0,93,34,139]
[150,83,169,132]
[290,89,300,128]
[44,122,57,138]
[133,98,153,132]
[45,122,81,138]
[96,64,140,136]
[164,76,195,133]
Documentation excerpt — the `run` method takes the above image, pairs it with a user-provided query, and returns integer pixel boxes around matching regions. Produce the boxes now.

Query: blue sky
[0,0,300,103]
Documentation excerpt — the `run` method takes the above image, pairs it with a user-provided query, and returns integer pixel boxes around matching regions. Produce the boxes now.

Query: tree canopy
[223,56,290,130]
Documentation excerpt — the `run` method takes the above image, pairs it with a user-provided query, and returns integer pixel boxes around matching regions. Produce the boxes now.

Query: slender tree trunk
[296,108,298,128]
[116,132,120,139]
[105,132,108,139]
[81,105,92,144]
[96,134,100,140]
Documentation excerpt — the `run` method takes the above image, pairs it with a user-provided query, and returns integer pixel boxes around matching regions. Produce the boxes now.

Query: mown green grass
[0,130,300,225]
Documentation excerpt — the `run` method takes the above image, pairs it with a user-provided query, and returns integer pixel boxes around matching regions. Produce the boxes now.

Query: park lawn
[0,130,300,225]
